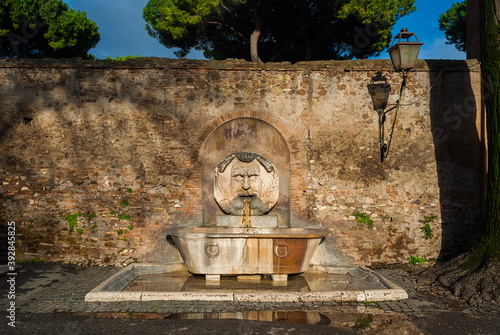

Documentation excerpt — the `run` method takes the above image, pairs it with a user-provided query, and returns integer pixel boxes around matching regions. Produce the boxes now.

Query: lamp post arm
[379,72,408,162]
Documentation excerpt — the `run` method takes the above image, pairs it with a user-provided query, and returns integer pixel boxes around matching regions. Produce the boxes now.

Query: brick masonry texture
[0,58,484,266]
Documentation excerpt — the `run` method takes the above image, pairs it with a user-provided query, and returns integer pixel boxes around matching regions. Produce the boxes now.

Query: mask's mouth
[236,192,258,198]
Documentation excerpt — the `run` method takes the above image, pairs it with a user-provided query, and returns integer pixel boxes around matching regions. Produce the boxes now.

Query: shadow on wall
[0,62,196,264]
[427,60,485,260]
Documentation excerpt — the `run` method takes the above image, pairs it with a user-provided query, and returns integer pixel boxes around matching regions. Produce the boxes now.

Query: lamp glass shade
[388,42,422,71]
[368,83,390,110]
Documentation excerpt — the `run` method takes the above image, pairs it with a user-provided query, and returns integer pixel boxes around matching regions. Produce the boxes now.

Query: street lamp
[378,28,423,162]
[388,28,423,75]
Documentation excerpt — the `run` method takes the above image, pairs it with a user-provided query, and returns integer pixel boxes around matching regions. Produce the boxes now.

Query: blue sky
[66,0,465,60]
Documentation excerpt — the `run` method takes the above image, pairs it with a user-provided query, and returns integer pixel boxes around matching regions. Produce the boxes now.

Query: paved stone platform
[2,263,500,334]
[0,263,427,317]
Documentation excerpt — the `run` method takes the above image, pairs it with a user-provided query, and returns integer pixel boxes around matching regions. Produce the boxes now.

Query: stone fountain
[166,149,329,283]
[85,118,408,302]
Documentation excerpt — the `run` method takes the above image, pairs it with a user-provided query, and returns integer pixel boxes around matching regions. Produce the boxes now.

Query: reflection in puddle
[90,310,423,333]
[165,311,331,326]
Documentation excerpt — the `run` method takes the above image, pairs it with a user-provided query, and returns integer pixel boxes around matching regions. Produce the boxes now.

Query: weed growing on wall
[87,213,97,231]
[421,224,433,240]
[115,223,133,241]
[64,211,99,235]
[64,187,134,237]
[117,214,131,220]
[421,215,437,240]
[352,213,373,227]
[65,211,82,234]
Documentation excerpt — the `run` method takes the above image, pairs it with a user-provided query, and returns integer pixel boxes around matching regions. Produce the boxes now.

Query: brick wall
[0,58,484,266]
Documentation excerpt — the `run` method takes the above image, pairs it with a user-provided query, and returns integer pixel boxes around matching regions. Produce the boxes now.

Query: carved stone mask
[214,152,279,216]
[230,160,262,199]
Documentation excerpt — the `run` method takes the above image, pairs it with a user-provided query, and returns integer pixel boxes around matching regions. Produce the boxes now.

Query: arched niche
[199,117,291,227]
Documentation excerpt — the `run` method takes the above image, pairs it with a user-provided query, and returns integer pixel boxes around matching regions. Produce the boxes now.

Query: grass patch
[409,255,426,264]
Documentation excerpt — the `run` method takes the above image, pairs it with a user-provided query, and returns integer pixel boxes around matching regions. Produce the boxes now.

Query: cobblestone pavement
[6,265,416,315]
[1,264,489,316]
[2,263,500,334]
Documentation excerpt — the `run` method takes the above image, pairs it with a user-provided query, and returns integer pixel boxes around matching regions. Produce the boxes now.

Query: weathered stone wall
[0,58,484,266]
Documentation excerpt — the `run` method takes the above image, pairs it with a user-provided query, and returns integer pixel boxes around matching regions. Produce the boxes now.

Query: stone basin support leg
[271,274,288,286]
[205,274,221,285]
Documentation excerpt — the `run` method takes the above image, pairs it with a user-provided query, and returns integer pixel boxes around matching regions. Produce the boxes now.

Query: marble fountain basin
[165,226,329,276]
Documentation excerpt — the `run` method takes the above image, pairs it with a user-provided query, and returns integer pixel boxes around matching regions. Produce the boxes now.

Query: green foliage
[122,200,129,206]
[117,214,131,220]
[438,0,466,52]
[409,255,426,264]
[16,257,48,263]
[421,223,434,240]
[115,227,130,239]
[354,316,372,329]
[421,215,436,240]
[143,0,415,62]
[424,215,438,223]
[105,55,142,61]
[352,212,373,227]
[127,188,133,193]
[65,211,82,234]
[65,211,98,235]
[0,0,100,58]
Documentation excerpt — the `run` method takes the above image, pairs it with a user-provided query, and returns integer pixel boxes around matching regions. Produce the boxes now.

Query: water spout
[242,197,252,228]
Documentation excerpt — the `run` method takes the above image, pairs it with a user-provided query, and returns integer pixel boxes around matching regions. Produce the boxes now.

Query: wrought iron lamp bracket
[378,70,408,162]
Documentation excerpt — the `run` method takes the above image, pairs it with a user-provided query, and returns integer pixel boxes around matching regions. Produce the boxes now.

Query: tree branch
[205,20,248,42]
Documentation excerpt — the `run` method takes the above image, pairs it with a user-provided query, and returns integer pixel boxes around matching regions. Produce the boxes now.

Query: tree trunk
[249,0,264,63]
[480,0,500,259]
[250,29,261,63]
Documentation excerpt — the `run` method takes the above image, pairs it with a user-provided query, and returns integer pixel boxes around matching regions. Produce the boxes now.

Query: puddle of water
[165,311,331,325]
[123,269,355,292]
[89,309,422,333]
[91,310,330,325]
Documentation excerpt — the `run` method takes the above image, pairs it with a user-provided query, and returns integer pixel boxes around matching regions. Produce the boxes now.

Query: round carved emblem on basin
[274,242,290,258]
[204,242,221,258]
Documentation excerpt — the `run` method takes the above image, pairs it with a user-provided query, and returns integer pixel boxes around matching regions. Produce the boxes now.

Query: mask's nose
[242,176,251,190]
